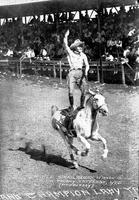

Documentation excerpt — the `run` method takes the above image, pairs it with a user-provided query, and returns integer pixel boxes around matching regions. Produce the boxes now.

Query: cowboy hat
[70,39,84,49]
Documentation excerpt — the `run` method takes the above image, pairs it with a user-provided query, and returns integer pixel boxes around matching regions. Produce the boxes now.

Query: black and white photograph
[0,0,139,200]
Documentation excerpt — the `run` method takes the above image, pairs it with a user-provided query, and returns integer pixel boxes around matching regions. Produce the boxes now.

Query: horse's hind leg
[68,137,81,156]
[58,128,79,168]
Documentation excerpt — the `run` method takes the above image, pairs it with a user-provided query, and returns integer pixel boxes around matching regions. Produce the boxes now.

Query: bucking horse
[51,89,109,169]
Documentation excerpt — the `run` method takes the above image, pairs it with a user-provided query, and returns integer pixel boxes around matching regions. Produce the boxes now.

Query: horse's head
[85,89,108,116]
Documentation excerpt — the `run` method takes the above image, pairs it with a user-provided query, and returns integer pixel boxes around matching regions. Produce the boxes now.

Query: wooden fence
[0,57,135,85]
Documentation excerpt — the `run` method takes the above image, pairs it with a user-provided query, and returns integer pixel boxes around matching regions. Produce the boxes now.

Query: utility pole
[97,0,103,83]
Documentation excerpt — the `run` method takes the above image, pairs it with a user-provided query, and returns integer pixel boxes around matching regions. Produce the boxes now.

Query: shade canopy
[0,0,137,18]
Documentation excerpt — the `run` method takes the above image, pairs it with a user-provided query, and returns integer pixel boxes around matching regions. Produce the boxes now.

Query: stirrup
[68,106,74,112]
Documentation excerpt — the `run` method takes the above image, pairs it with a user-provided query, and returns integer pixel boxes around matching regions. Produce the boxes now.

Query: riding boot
[69,95,74,111]
[80,94,85,108]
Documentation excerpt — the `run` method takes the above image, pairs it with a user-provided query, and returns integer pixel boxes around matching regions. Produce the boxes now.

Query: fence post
[97,62,100,82]
[53,64,56,78]
[59,60,62,84]
[121,64,126,85]
[17,62,20,77]
[19,59,22,77]
[19,55,26,77]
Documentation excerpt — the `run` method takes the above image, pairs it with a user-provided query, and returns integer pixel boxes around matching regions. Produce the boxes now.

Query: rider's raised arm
[63,30,72,54]
[83,54,90,76]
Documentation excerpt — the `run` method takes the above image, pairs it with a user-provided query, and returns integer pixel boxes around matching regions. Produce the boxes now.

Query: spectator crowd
[0,5,138,64]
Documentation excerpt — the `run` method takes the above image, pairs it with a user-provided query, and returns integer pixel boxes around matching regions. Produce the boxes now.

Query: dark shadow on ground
[9,142,76,169]
[9,142,97,172]
[79,164,97,173]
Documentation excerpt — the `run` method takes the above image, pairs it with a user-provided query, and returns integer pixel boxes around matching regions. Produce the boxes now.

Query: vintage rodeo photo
[0,0,139,200]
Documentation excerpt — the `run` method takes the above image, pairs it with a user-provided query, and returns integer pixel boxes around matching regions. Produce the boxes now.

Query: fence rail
[0,58,135,85]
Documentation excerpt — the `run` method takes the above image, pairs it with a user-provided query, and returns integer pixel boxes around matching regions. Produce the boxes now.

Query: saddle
[60,107,82,137]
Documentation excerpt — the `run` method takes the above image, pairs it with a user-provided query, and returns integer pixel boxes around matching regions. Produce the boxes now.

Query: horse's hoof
[69,161,79,169]
[101,154,107,161]
[73,161,79,169]
[101,149,108,160]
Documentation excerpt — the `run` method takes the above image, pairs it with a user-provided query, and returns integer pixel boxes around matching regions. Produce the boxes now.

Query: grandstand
[0,0,138,84]
[0,0,137,17]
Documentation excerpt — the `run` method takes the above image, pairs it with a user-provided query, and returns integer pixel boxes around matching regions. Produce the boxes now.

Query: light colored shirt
[136,48,139,63]
[64,44,89,73]
[41,49,47,57]
[106,54,114,61]
[67,50,88,70]
[25,49,35,58]
[5,49,13,57]
[123,49,130,58]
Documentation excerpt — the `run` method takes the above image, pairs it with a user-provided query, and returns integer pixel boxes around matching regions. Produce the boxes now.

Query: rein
[89,112,97,139]
[87,93,106,112]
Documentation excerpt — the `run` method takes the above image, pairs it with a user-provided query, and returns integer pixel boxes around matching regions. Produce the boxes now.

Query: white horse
[51,89,109,168]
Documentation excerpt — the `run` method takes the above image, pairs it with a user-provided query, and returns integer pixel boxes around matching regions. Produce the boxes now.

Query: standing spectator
[33,37,41,57]
[134,46,139,86]
[63,30,89,111]
[123,46,131,63]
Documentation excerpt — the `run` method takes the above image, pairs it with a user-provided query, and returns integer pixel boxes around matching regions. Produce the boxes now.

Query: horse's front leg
[91,132,108,159]
[77,135,90,156]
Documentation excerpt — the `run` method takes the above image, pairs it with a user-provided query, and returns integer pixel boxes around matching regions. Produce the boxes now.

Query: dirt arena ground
[0,71,139,200]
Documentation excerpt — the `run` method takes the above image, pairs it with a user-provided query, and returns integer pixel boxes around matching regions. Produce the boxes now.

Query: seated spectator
[102,52,114,62]
[115,40,122,48]
[121,46,131,63]
[134,30,139,45]
[24,46,35,59]
[4,46,13,57]
[39,47,50,60]
[128,27,136,37]
[0,48,3,57]
[105,52,114,62]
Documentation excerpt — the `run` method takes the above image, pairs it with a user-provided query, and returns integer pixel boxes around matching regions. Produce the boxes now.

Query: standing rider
[63,30,90,111]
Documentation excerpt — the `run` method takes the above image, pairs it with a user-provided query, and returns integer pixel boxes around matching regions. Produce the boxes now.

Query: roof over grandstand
[0,0,137,18]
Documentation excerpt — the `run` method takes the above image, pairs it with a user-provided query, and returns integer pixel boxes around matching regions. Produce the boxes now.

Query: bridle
[86,91,106,113]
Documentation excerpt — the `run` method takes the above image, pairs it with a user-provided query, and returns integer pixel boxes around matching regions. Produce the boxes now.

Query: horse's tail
[51,105,59,117]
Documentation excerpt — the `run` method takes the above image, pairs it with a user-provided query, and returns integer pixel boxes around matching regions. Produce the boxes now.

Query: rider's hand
[85,74,88,81]
[65,30,70,37]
